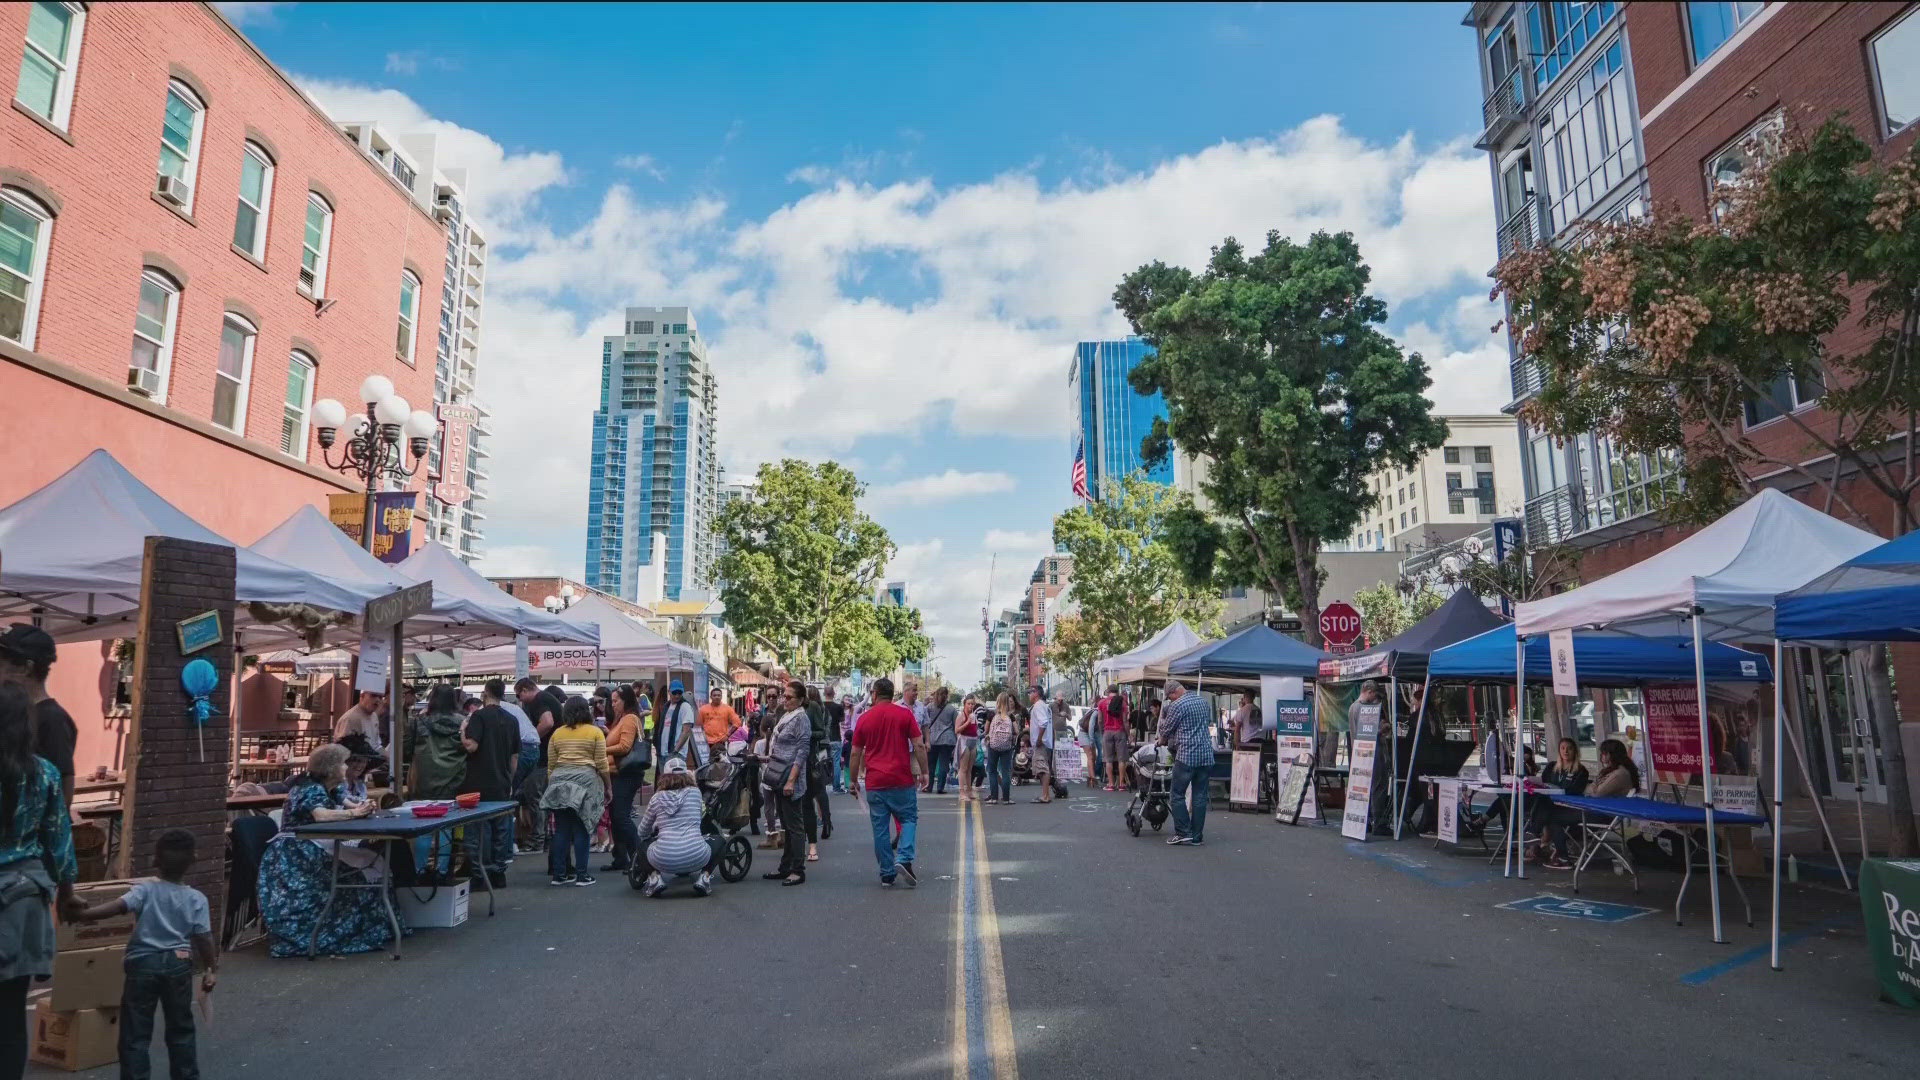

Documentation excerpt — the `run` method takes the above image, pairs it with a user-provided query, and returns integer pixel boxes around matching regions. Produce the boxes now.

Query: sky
[219,2,1505,681]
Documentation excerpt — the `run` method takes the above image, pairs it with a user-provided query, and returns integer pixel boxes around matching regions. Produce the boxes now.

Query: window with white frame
[155,80,204,211]
[396,270,419,363]
[0,187,53,349]
[15,1,84,128]
[127,269,179,400]
[1686,2,1765,67]
[231,141,273,259]
[1870,6,1920,137]
[1743,368,1824,428]
[300,193,332,297]
[213,313,255,433]
[280,350,315,458]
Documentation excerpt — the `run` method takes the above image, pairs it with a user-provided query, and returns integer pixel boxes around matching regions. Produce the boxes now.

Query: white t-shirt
[501,700,538,745]
[1028,700,1053,749]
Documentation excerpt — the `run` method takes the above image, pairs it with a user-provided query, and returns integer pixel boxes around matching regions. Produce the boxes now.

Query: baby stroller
[627,750,755,891]
[1124,744,1173,836]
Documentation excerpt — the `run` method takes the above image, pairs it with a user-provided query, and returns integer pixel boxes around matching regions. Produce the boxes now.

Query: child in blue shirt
[74,829,216,1080]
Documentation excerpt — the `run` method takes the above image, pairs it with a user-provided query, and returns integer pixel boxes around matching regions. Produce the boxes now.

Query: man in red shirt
[848,677,928,887]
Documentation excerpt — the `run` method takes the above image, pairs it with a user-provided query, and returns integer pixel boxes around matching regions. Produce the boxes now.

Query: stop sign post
[1320,601,1362,653]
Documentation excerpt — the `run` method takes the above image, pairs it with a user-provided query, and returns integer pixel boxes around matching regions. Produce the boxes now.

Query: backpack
[987,714,1016,751]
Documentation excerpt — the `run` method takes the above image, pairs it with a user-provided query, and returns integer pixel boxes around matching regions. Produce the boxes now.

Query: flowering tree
[1494,115,1920,854]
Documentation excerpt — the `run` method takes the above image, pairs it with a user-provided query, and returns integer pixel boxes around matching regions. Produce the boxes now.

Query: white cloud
[615,154,665,180]
[290,79,1502,669]
[383,52,419,76]
[867,470,1017,507]
[215,2,295,28]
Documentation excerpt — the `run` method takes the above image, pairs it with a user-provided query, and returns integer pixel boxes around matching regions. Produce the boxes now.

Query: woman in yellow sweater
[539,697,609,886]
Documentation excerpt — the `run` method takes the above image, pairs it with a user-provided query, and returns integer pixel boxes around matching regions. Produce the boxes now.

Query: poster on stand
[1230,750,1261,807]
[1437,780,1459,844]
[1644,683,1703,783]
[1342,736,1377,840]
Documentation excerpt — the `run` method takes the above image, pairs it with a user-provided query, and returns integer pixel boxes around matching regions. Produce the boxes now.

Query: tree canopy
[1353,582,1446,645]
[1048,473,1223,670]
[1117,230,1447,644]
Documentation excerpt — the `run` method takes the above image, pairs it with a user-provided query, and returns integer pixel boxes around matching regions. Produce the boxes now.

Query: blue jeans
[928,745,954,793]
[866,786,918,879]
[986,748,1014,802]
[119,952,198,1080]
[463,812,513,876]
[609,772,644,869]
[410,831,453,877]
[550,807,591,878]
[828,742,845,791]
[1170,759,1210,841]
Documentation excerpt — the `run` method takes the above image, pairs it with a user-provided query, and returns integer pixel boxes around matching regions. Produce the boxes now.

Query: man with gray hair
[1156,678,1215,845]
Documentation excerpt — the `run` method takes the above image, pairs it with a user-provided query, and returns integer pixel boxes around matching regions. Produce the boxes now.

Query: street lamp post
[311,375,439,554]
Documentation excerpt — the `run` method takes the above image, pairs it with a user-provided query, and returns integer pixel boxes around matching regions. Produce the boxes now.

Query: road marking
[1344,841,1487,888]
[1677,917,1853,985]
[953,797,1019,1080]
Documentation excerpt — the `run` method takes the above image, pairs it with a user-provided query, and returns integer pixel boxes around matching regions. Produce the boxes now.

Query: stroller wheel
[627,861,647,891]
[1127,813,1141,837]
[720,834,752,883]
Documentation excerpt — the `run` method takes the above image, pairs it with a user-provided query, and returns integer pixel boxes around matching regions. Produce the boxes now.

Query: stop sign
[1319,601,1363,648]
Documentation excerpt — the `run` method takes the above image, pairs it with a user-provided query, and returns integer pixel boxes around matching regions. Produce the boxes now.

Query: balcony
[1509,354,1545,406]
[1476,67,1530,150]
[1523,457,1683,547]
[1496,197,1539,258]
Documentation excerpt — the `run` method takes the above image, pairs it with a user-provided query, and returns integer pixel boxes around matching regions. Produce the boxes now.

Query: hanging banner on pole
[328,491,420,563]
[514,633,530,680]
[1549,628,1578,697]
[1644,683,1704,783]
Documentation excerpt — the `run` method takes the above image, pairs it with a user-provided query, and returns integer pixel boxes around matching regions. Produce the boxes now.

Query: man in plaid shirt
[1156,679,1215,846]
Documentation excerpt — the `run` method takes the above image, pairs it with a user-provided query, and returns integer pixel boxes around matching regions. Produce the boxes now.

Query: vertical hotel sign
[434,402,478,507]
[328,491,419,564]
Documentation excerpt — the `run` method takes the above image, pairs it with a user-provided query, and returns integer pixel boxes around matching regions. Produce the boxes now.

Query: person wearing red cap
[0,625,76,817]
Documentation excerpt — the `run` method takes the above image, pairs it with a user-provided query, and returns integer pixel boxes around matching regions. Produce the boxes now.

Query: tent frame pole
[1691,609,1725,943]
[1395,674,1432,841]
[1388,676,1399,838]
[1509,632,1526,879]
[1771,637,1785,970]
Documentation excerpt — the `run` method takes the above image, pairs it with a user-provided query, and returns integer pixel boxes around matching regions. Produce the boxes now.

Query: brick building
[1,2,447,773]
[491,577,654,621]
[1009,553,1072,692]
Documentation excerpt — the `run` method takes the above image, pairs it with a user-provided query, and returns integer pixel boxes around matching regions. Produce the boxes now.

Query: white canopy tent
[1097,619,1203,685]
[456,592,701,678]
[0,450,376,643]
[1515,487,1882,947]
[394,542,599,646]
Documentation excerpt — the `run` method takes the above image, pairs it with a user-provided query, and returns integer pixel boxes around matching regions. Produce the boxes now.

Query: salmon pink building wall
[0,2,448,774]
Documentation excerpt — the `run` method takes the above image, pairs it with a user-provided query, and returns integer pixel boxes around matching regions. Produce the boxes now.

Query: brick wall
[118,538,235,933]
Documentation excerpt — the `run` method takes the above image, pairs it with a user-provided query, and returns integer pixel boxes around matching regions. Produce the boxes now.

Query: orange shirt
[605,714,641,763]
[698,703,735,747]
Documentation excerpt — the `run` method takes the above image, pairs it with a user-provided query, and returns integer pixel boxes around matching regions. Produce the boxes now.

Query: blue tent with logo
[1164,622,1327,679]
[1428,624,1773,684]
[1775,525,1920,643]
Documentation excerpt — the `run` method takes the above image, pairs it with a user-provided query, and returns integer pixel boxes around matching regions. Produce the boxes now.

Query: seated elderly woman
[635,759,723,897]
[257,743,403,957]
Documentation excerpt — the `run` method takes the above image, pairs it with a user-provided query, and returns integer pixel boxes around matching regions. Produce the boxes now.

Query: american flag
[1071,441,1090,501]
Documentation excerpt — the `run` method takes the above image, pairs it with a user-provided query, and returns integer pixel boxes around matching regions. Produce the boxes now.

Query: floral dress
[257,778,406,958]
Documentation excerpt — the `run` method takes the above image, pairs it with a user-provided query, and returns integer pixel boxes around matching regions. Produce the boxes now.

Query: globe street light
[312,378,438,554]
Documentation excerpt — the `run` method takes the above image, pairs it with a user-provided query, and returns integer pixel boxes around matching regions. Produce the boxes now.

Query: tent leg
[1389,677,1400,838]
[1771,638,1785,971]
[1511,633,1526,880]
[1779,651,1850,890]
[1692,611,1724,943]
[1396,676,1432,841]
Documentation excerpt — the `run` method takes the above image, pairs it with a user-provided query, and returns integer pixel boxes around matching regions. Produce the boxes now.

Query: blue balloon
[180,657,220,697]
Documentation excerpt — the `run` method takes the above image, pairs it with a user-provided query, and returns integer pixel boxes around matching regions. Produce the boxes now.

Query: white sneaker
[642,872,665,897]
[693,871,713,896]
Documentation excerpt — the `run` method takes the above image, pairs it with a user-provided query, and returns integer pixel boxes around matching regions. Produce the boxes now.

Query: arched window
[0,186,54,348]
[127,268,180,401]
[155,79,205,212]
[396,269,420,364]
[300,192,332,297]
[213,312,256,433]
[232,141,274,259]
[281,350,315,459]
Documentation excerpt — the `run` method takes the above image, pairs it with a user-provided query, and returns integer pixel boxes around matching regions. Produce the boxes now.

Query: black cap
[0,624,56,666]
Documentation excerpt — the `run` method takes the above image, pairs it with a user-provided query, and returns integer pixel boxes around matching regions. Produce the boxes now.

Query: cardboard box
[48,947,125,1013]
[397,878,468,928]
[30,1001,119,1072]
[55,879,148,952]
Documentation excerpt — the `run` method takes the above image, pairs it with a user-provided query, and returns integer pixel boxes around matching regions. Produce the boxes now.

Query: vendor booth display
[1164,623,1326,678]
[397,542,599,648]
[456,591,701,677]
[1098,619,1203,684]
[1516,487,1882,948]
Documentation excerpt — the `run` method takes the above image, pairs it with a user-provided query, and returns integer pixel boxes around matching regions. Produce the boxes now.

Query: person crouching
[636,759,723,897]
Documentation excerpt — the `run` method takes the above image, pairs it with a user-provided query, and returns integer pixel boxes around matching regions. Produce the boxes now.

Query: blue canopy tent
[1164,623,1327,678]
[1775,525,1920,643]
[1429,624,1774,685]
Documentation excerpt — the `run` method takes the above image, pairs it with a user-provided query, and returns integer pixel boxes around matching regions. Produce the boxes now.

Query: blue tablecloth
[288,800,516,839]
[1551,794,1764,827]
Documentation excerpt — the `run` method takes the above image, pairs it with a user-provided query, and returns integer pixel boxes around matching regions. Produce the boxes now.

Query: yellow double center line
[951,798,1018,1080]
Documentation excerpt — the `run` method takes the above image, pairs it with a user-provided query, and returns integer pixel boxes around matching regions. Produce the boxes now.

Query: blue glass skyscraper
[585,306,720,604]
[1069,338,1172,500]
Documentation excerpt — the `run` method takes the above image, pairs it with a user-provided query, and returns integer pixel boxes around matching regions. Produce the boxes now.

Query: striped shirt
[637,787,709,876]
[1157,692,1216,767]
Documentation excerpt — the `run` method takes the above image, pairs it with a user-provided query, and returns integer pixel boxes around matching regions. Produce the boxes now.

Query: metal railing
[1509,355,1545,402]
[1497,197,1539,257]
[1478,67,1529,148]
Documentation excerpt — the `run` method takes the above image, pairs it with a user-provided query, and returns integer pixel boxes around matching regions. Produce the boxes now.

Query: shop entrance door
[1801,648,1888,803]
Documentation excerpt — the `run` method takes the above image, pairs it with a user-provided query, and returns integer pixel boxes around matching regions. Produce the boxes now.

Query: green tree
[1353,582,1446,645]
[874,602,932,667]
[1042,613,1104,698]
[1117,231,1448,646]
[1493,116,1920,855]
[1051,473,1224,665]
[715,459,893,677]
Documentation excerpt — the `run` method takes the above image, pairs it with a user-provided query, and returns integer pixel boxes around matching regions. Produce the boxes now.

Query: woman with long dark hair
[0,681,77,1080]
[604,684,647,873]
[1591,738,1641,797]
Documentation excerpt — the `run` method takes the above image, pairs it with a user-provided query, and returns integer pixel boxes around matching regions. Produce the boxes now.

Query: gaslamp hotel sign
[434,402,478,507]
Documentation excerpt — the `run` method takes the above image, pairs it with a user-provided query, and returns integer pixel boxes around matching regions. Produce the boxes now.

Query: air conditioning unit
[298,265,316,292]
[153,174,190,206]
[127,365,162,397]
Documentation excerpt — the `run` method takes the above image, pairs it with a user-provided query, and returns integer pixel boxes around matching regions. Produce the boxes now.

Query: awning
[1427,624,1772,685]
[1165,623,1327,679]
[1775,524,1920,643]
[1318,588,1505,682]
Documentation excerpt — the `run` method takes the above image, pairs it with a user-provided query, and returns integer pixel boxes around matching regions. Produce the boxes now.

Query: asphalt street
[57,782,1917,1080]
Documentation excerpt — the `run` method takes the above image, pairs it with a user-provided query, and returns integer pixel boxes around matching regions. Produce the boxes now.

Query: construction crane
[980,553,996,683]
